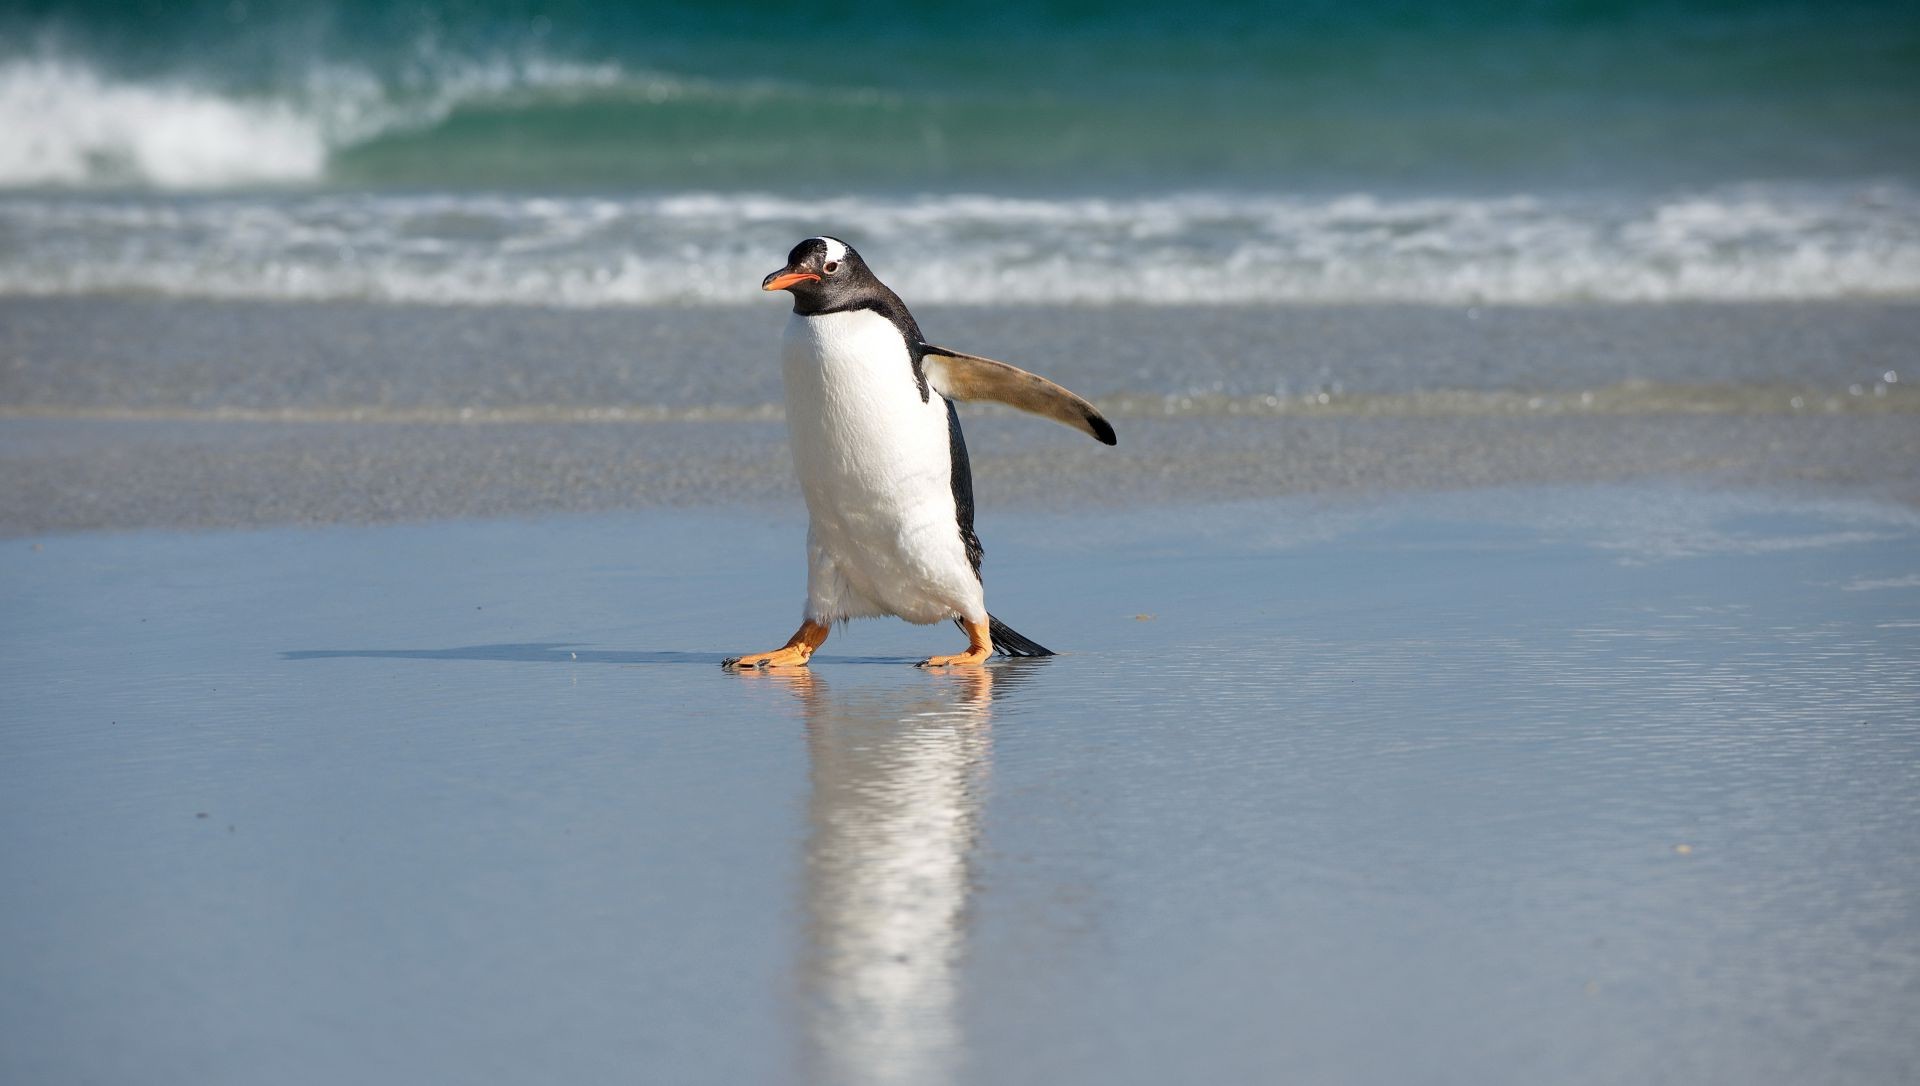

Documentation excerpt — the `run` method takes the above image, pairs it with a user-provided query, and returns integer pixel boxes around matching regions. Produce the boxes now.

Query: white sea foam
[1,184,1916,304]
[0,54,660,189]
[0,59,330,186]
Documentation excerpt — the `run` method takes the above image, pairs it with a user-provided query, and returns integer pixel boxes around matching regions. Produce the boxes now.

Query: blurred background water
[2,0,1917,304]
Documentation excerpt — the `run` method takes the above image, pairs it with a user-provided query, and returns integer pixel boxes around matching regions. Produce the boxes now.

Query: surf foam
[1,185,1915,304]
[0,59,329,187]
[0,54,665,189]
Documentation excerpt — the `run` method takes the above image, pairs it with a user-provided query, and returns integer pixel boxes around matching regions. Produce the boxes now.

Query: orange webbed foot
[917,616,993,668]
[722,645,813,670]
[723,619,830,671]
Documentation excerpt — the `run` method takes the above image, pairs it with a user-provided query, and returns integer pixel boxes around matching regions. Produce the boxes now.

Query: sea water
[2,0,1918,306]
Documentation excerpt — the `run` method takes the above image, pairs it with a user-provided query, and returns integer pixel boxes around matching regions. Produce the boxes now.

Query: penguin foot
[918,647,991,668]
[722,646,811,670]
[918,616,993,668]
[723,619,831,671]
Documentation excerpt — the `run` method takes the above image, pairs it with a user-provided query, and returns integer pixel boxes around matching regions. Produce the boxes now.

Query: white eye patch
[815,236,849,267]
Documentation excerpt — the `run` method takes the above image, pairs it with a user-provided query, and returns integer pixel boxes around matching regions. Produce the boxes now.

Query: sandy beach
[3,293,1919,1082]
[6,483,1918,1084]
[3,298,1917,535]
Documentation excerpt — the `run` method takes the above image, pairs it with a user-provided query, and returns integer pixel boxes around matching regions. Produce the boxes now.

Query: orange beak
[762,270,821,291]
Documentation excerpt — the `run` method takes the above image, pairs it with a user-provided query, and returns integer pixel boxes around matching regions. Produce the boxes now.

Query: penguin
[723,236,1116,670]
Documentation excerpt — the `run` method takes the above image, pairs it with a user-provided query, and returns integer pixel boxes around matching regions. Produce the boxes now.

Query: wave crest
[0,59,329,186]
[0,54,677,189]
[2,185,1915,304]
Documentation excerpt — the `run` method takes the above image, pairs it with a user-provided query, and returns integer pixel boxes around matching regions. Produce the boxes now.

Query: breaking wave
[2,184,1917,305]
[0,54,688,189]
[0,59,328,187]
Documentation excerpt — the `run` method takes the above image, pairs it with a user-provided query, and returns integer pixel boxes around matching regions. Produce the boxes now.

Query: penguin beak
[762,269,821,291]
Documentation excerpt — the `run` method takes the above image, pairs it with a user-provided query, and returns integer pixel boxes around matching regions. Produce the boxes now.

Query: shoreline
[3,376,1915,423]
[6,413,1918,538]
[4,296,1917,536]
[5,297,1916,409]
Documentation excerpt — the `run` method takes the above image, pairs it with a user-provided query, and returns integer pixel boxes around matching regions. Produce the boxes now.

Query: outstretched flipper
[921,346,1117,446]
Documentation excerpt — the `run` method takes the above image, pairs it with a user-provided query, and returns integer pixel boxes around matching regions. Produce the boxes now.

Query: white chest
[778,308,985,623]
[781,309,954,518]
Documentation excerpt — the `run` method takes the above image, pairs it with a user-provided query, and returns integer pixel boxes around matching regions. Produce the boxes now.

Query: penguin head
[761,236,875,311]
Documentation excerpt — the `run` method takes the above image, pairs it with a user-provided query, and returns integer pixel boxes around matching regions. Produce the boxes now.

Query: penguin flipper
[921,346,1117,446]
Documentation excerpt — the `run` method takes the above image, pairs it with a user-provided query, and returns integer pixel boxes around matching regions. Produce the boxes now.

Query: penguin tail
[980,614,1055,658]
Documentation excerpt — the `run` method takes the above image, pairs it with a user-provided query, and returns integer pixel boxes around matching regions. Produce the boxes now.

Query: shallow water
[3,485,1918,1083]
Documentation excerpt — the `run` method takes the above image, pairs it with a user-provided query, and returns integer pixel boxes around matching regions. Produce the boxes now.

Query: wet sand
[2,298,1917,535]
[4,412,1918,536]
[6,298,1919,410]
[3,298,1919,1083]
[4,487,1918,1084]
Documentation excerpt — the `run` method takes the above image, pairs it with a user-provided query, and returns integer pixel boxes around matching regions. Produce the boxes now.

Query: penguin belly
[782,310,986,626]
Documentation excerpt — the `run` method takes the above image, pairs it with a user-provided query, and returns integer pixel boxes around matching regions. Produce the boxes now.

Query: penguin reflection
[753,666,1021,1086]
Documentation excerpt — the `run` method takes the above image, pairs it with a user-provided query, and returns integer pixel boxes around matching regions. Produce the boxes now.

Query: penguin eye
[823,260,840,275]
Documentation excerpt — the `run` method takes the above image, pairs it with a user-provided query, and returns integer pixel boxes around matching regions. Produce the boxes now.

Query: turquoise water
[4,1,1918,304]
[4,0,1918,191]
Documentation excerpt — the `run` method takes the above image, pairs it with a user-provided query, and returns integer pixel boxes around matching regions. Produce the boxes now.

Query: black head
[761,236,883,314]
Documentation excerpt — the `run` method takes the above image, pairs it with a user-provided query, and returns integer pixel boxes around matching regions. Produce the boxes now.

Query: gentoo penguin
[723,236,1115,670]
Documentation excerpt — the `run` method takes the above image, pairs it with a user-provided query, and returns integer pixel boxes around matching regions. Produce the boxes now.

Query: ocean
[2,0,1918,306]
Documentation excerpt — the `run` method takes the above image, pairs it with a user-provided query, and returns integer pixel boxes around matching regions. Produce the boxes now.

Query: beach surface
[4,483,1918,1085]
[3,296,1920,1083]
[3,299,1917,535]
